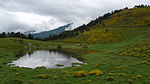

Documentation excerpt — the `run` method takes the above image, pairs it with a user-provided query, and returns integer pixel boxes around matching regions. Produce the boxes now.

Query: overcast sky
[0,0,149,33]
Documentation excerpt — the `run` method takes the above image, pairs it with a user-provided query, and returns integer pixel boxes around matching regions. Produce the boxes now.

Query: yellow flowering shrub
[89,70,103,75]
[37,74,51,79]
[118,39,150,58]
[138,61,150,65]
[132,75,142,80]
[115,66,124,69]
[118,73,126,77]
[108,73,115,76]
[49,69,57,73]
[127,79,133,84]
[63,71,72,77]
[15,72,20,75]
[94,64,102,67]
[52,76,59,79]
[136,75,142,78]
[87,80,92,83]
[74,71,87,77]
[63,71,72,74]
[133,48,141,51]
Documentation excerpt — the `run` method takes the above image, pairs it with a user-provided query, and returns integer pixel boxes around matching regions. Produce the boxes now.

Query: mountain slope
[103,7,150,27]
[33,23,73,39]
[24,30,36,35]
[47,6,150,41]
[64,6,150,43]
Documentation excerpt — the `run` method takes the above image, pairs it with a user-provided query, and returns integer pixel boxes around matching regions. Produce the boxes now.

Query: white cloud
[11,12,66,32]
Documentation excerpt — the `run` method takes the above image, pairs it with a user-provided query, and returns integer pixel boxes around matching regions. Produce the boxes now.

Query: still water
[9,50,83,69]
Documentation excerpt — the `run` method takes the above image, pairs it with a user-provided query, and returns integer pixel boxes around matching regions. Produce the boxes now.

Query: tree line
[134,4,150,8]
[0,32,33,39]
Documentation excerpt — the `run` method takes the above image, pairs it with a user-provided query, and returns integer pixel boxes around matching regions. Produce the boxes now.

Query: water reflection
[9,50,83,69]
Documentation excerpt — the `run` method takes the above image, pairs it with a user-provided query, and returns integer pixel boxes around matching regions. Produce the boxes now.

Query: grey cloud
[0,0,149,33]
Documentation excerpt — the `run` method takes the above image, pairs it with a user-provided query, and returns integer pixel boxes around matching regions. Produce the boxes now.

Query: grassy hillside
[65,27,150,43]
[65,7,150,43]
[103,7,150,27]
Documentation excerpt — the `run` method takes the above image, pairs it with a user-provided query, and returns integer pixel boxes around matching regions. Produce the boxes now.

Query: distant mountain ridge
[24,30,36,35]
[32,23,73,39]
